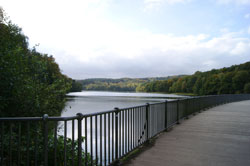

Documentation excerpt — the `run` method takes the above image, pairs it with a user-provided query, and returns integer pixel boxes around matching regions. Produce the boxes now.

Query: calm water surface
[61,91,185,116]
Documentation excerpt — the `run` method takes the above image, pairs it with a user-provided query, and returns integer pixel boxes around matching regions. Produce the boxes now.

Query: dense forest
[137,62,250,95]
[0,9,76,117]
[77,62,250,96]
[78,76,184,92]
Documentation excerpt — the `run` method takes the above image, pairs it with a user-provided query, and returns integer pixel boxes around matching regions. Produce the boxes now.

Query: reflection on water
[58,91,184,164]
[61,91,184,116]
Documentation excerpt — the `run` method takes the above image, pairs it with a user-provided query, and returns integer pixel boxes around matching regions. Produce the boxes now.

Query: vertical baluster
[157,105,159,133]
[115,109,119,162]
[165,101,168,130]
[131,108,133,148]
[125,110,127,153]
[43,114,49,166]
[143,107,146,142]
[9,123,12,166]
[95,115,98,165]
[72,120,75,166]
[128,109,130,152]
[85,118,88,166]
[104,114,107,166]
[137,108,139,146]
[142,107,144,142]
[118,111,121,157]
[100,115,102,165]
[18,122,21,166]
[154,106,156,135]
[133,108,135,148]
[27,122,30,166]
[64,121,67,166]
[54,122,58,166]
[34,122,39,166]
[139,107,141,145]
[77,113,83,166]
[90,116,93,166]
[146,104,149,141]
[122,111,124,156]
[111,112,114,162]
[108,113,110,165]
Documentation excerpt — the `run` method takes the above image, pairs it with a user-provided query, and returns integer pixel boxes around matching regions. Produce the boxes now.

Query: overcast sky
[1,0,250,79]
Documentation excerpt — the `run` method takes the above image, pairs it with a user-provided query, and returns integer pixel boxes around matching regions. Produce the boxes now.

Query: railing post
[43,114,49,166]
[114,108,120,165]
[176,100,180,124]
[146,103,150,140]
[77,113,83,166]
[165,100,168,130]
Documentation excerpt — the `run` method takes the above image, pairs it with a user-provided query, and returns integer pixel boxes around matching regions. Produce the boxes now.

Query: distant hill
[137,61,250,95]
[76,76,185,92]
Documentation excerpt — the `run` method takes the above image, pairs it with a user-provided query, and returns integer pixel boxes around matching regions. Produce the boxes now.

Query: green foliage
[0,14,72,117]
[138,62,250,95]
[0,10,92,165]
[80,78,144,91]
[1,126,93,165]
[232,71,250,93]
[77,76,184,92]
[244,83,250,93]
[70,79,83,92]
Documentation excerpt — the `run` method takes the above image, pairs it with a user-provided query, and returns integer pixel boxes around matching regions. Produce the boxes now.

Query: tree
[232,71,250,93]
[244,83,250,93]
[0,7,3,23]
[219,72,234,94]
[70,79,83,92]
[0,13,72,117]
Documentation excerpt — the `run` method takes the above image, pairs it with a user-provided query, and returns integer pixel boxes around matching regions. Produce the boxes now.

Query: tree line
[137,62,250,95]
[78,76,183,92]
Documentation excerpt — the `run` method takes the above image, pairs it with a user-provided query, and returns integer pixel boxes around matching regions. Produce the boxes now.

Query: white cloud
[245,13,250,19]
[248,26,250,34]
[145,0,190,4]
[56,29,250,78]
[216,0,250,5]
[144,0,191,11]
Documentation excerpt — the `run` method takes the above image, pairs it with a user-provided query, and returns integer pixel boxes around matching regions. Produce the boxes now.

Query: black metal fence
[1,94,250,166]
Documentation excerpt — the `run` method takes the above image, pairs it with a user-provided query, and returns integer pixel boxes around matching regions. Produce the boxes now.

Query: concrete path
[124,100,250,166]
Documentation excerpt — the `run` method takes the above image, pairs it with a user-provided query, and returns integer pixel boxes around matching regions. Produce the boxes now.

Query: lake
[61,91,186,117]
[59,91,186,164]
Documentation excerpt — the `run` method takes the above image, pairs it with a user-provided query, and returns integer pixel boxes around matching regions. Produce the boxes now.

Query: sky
[1,0,250,79]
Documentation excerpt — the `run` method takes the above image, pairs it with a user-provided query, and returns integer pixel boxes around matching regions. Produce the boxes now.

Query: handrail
[0,94,250,166]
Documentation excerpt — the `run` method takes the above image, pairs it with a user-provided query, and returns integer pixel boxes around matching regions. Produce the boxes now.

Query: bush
[0,124,94,165]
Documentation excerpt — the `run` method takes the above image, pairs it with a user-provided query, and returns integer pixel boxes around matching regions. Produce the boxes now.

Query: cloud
[54,30,250,79]
[216,0,250,5]
[245,13,250,19]
[2,0,250,79]
[143,0,191,11]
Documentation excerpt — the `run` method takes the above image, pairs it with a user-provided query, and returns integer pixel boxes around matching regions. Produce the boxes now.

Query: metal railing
[1,94,250,166]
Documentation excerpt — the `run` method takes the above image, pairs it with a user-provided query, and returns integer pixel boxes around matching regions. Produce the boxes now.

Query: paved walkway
[124,100,250,166]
